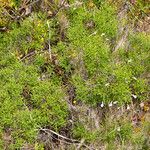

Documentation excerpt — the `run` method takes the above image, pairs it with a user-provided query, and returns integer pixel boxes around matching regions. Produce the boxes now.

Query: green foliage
[65,2,149,106]
[134,0,150,17]
[93,3,118,38]
[67,3,116,105]
[72,123,98,142]
[53,42,73,73]
[68,2,118,39]
[128,33,150,75]
[0,14,68,149]
[12,0,21,8]
[66,3,148,105]
[72,118,135,149]
[6,14,47,56]
[0,0,149,149]
[93,0,106,7]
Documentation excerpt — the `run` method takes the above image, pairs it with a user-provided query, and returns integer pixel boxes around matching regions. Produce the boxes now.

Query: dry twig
[39,128,94,150]
[47,20,52,60]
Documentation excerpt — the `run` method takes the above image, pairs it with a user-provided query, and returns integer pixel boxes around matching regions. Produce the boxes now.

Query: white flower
[89,31,97,37]
[117,127,121,132]
[132,77,137,80]
[101,33,105,36]
[113,101,118,104]
[100,102,104,108]
[93,31,97,35]
[132,94,137,99]
[109,102,113,107]
[105,83,110,87]
[128,59,132,63]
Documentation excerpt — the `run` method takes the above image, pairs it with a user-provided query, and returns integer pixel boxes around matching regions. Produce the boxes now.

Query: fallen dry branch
[39,128,95,150]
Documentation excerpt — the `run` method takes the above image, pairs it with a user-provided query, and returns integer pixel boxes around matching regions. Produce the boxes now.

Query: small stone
[140,102,144,108]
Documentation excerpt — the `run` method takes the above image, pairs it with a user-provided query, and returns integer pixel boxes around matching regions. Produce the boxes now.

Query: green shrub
[0,1,149,148]
[72,123,99,142]
[66,3,149,106]
[0,14,68,149]
[67,3,116,105]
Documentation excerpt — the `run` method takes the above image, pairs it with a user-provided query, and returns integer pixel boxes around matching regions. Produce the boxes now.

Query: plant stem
[47,20,52,60]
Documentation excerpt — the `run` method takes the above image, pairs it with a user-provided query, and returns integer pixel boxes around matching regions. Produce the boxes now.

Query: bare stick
[47,21,52,60]
[27,0,40,7]
[19,51,35,61]
[77,139,85,150]
[40,128,78,142]
[39,128,94,150]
